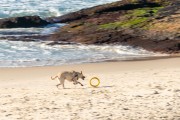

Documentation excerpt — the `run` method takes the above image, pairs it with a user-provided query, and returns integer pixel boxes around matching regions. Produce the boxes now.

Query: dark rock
[46,41,77,45]
[46,1,160,23]
[0,16,49,28]
[46,12,88,23]
[157,0,180,19]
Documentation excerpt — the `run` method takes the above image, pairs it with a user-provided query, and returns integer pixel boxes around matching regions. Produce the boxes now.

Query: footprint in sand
[1,110,6,113]
[6,114,12,117]
[173,89,180,92]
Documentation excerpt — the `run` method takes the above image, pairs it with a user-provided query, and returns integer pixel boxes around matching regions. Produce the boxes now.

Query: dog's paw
[56,85,60,89]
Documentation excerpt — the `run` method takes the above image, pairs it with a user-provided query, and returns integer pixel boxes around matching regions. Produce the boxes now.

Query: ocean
[0,0,159,67]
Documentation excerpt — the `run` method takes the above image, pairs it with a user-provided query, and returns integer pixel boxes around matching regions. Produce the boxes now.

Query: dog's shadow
[62,85,115,90]
[94,85,114,88]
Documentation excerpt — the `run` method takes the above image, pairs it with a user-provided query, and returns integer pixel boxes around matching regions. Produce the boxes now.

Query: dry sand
[0,57,180,120]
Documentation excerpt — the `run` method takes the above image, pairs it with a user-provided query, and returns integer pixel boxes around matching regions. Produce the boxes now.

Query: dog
[51,71,85,89]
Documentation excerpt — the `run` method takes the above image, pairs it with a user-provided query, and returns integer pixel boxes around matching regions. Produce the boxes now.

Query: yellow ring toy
[90,77,100,87]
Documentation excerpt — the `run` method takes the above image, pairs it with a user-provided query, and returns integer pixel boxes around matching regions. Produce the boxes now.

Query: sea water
[0,0,119,18]
[0,40,157,67]
[0,0,160,67]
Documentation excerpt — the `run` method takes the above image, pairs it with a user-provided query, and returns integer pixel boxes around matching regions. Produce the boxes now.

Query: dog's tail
[51,75,58,80]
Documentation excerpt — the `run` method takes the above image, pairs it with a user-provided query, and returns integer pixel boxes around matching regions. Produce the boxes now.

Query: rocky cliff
[48,0,180,53]
[0,0,179,53]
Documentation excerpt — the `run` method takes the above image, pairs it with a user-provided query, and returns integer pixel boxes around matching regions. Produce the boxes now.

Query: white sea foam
[0,23,65,37]
[0,40,164,67]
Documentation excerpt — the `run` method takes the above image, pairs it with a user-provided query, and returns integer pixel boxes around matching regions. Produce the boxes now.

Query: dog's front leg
[73,80,78,85]
[77,82,83,86]
[56,83,61,88]
[72,77,78,85]
[62,84,65,89]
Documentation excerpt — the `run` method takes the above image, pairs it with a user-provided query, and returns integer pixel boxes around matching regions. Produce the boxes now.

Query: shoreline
[0,54,179,68]
[0,40,168,68]
[1,57,180,78]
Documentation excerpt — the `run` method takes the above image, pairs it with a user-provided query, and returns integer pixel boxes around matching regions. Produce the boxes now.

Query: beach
[0,0,179,119]
[0,57,180,120]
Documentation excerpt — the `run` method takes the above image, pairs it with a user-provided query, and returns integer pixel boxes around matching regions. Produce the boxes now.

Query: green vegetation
[131,7,163,16]
[100,17,148,29]
[99,6,164,29]
[121,17,148,27]
[131,0,163,3]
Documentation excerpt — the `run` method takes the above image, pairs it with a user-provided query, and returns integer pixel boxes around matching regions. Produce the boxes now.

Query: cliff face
[49,0,180,53]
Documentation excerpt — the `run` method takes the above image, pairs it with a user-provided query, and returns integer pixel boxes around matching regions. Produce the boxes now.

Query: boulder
[0,16,49,28]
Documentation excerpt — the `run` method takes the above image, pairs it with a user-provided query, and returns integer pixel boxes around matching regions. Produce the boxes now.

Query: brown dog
[51,71,85,89]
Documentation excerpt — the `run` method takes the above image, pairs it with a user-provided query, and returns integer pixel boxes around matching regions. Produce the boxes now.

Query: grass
[121,17,148,27]
[131,7,163,16]
[99,6,164,29]
[100,17,148,29]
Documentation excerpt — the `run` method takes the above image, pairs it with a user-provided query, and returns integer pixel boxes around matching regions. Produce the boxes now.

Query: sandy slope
[0,58,180,120]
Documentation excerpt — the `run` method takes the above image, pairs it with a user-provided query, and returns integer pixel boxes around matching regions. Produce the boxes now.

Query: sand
[0,57,180,120]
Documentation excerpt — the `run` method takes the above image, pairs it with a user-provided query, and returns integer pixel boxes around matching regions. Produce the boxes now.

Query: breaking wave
[0,40,162,67]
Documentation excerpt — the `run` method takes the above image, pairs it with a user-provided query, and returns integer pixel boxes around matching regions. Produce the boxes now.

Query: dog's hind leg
[59,78,65,89]
[56,83,61,88]
[56,78,63,89]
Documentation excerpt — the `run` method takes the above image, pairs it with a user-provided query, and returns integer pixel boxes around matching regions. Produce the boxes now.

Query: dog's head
[73,71,85,80]
[79,71,85,80]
